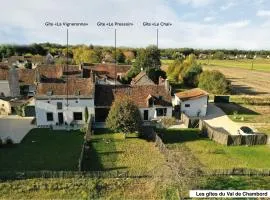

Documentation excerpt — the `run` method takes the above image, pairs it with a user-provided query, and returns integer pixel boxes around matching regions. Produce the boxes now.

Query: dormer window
[148,98,153,107]
[47,90,53,96]
[75,90,81,96]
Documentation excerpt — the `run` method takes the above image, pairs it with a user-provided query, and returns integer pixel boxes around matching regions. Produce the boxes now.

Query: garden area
[0,128,84,171]
[0,177,177,199]
[83,129,167,176]
[159,129,270,169]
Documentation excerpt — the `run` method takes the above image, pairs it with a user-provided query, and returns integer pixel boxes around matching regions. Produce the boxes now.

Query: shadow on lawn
[215,102,259,116]
[83,129,127,172]
[158,129,203,144]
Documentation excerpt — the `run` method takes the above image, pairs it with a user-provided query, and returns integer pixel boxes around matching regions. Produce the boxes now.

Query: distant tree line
[1,43,270,62]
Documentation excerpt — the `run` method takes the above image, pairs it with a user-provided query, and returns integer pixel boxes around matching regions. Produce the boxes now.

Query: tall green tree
[106,96,142,135]
[198,70,231,94]
[73,46,99,64]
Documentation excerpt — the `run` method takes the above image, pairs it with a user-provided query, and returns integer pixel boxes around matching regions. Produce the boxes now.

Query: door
[143,110,148,121]
[58,112,64,125]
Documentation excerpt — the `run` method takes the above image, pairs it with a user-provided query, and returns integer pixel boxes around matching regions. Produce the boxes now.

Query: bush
[106,96,142,134]
[183,64,202,87]
[159,117,176,128]
[0,138,2,147]
[198,70,230,94]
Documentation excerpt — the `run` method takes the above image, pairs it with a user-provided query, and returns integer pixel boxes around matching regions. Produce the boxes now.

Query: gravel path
[202,103,241,135]
[0,116,35,143]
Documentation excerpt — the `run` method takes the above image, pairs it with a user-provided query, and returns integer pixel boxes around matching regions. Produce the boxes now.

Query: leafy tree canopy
[198,70,231,94]
[106,96,142,134]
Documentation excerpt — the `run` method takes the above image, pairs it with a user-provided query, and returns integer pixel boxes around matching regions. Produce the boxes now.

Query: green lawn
[200,59,270,72]
[200,176,270,190]
[159,129,270,169]
[0,128,83,171]
[0,177,175,199]
[85,129,166,175]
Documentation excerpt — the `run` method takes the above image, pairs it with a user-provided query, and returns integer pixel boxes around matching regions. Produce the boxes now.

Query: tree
[148,68,166,84]
[24,62,32,69]
[183,64,202,87]
[166,54,202,85]
[106,96,142,135]
[213,51,225,60]
[73,46,98,64]
[113,49,125,63]
[198,70,231,94]
[133,45,161,72]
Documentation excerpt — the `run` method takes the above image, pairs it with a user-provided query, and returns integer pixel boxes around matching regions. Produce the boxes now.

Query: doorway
[143,110,148,121]
[58,112,64,125]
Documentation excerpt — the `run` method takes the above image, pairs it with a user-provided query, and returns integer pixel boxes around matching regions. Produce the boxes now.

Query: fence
[199,120,268,146]
[0,170,153,181]
[78,116,93,171]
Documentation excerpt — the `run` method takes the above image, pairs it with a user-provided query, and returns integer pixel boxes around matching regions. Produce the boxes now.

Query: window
[73,112,83,120]
[156,108,167,117]
[57,102,62,110]
[46,112,53,121]
[185,104,190,108]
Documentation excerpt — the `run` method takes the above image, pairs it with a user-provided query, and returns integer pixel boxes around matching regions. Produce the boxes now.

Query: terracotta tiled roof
[83,64,130,79]
[0,64,9,80]
[37,64,63,79]
[175,88,208,101]
[63,65,81,77]
[95,85,172,107]
[18,69,36,85]
[36,78,94,97]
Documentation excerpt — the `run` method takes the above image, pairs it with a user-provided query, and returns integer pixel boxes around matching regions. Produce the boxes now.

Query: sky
[1,0,270,49]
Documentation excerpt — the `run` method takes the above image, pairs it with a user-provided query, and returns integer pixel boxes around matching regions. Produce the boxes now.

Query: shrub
[182,64,202,87]
[0,138,2,147]
[159,117,176,128]
[106,96,142,134]
[198,70,230,94]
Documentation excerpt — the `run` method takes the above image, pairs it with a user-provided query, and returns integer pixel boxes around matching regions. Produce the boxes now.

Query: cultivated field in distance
[203,65,270,96]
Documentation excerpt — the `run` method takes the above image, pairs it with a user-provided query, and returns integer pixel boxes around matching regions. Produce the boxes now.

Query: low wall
[199,120,229,145]
[199,120,268,146]
[181,113,199,128]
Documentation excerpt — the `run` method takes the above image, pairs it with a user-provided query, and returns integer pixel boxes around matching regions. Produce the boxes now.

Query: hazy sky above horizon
[1,0,270,49]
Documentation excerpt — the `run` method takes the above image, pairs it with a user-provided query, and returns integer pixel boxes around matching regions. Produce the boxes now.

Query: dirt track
[203,66,270,96]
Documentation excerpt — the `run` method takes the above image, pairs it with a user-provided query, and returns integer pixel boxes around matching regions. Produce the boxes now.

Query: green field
[161,59,270,72]
[200,176,270,190]
[159,129,270,169]
[0,177,176,199]
[0,129,83,171]
[200,59,270,72]
[85,129,166,175]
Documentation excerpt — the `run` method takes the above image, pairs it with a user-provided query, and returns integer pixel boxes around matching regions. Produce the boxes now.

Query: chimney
[164,79,171,94]
[8,66,20,97]
[159,76,165,85]
[35,68,40,85]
